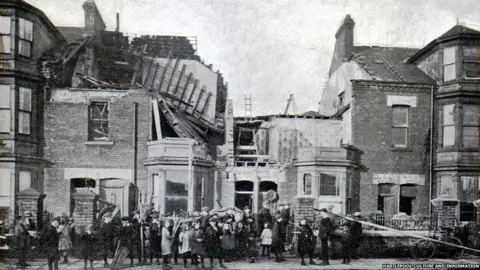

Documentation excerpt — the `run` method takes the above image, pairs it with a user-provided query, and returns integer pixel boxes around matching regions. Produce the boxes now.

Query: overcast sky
[26,0,480,116]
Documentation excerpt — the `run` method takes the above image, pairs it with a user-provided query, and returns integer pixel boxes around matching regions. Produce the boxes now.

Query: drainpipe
[429,86,434,216]
[187,140,194,213]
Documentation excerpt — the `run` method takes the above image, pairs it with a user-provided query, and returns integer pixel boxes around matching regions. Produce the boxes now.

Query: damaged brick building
[320,15,480,225]
[0,0,228,227]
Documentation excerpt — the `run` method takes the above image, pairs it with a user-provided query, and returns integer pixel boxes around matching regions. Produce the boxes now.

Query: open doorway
[235,181,253,210]
[399,184,417,215]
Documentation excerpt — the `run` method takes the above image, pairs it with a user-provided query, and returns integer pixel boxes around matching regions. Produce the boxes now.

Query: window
[392,106,409,147]
[18,18,33,57]
[195,177,205,210]
[0,16,11,54]
[443,47,456,82]
[319,173,339,196]
[0,85,10,133]
[439,176,456,198]
[88,101,109,141]
[0,169,11,207]
[443,104,455,147]
[462,104,480,149]
[303,173,312,195]
[19,171,31,192]
[18,87,31,135]
[459,176,477,202]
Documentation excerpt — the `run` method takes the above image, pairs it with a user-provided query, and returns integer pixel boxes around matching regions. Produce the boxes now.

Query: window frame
[318,173,340,196]
[443,46,456,82]
[18,87,32,135]
[442,104,456,148]
[88,101,110,141]
[303,173,312,196]
[392,105,409,148]
[0,85,10,133]
[439,175,456,198]
[0,16,11,54]
[195,176,205,210]
[461,104,480,149]
[17,18,33,58]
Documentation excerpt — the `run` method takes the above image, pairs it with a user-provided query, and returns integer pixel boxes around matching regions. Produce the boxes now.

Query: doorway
[235,181,253,210]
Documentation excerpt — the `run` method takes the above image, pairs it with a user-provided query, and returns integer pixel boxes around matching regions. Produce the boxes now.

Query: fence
[363,213,439,231]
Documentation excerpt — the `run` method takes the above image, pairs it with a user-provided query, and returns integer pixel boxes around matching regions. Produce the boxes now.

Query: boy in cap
[271,213,286,262]
[80,224,96,269]
[99,213,115,267]
[350,211,363,260]
[297,216,316,266]
[119,216,136,267]
[42,217,60,270]
[149,211,162,265]
[14,215,30,268]
[317,208,334,265]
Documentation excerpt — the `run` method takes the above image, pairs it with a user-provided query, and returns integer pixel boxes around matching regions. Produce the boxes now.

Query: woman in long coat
[58,217,73,264]
[161,219,173,266]
[234,221,249,260]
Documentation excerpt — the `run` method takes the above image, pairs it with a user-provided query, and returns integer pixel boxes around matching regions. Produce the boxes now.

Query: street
[1,257,479,270]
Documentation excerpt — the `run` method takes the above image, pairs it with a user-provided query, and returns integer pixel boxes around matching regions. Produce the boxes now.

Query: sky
[25,0,480,116]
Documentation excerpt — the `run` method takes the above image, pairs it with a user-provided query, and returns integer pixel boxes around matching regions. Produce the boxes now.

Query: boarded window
[303,173,312,195]
[439,176,456,198]
[462,104,480,149]
[0,16,11,54]
[18,87,31,135]
[443,104,455,147]
[443,47,456,82]
[0,85,10,133]
[88,102,109,141]
[19,171,31,192]
[319,173,339,196]
[18,18,33,57]
[392,106,409,147]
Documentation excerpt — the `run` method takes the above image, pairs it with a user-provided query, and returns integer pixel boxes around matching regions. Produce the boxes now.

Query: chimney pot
[116,13,120,32]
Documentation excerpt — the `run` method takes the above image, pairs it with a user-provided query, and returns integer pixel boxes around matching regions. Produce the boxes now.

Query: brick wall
[43,89,150,215]
[278,165,297,206]
[352,81,433,214]
[293,197,315,223]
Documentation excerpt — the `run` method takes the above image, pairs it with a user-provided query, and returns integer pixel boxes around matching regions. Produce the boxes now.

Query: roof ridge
[373,52,406,82]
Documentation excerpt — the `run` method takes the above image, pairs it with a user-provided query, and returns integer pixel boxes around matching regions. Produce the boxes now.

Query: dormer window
[443,47,456,82]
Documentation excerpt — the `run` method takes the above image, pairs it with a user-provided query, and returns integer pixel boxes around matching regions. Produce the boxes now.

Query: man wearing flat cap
[271,213,286,262]
[317,208,334,265]
[14,215,30,268]
[350,211,363,260]
[99,212,116,267]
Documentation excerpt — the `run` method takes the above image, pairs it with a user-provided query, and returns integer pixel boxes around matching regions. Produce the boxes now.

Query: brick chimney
[82,0,106,37]
[328,14,355,76]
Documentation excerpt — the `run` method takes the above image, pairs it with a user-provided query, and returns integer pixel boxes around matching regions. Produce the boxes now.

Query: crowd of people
[7,202,364,270]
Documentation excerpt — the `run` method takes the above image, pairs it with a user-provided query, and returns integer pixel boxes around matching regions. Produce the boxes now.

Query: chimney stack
[82,0,106,37]
[328,14,355,76]
[115,13,120,32]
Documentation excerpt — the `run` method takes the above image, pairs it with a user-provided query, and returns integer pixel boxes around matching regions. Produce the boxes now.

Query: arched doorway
[235,181,253,210]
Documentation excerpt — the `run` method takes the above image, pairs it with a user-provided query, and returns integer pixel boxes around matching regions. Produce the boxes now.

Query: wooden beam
[173,64,187,95]
[152,99,162,140]
[149,63,160,91]
[130,58,141,85]
[193,85,206,116]
[200,92,213,115]
[166,57,181,94]
[186,80,199,113]
[156,56,173,95]
[143,58,154,86]
[177,72,193,110]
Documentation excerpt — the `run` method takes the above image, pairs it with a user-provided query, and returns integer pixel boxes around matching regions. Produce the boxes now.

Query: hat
[353,212,362,217]
[103,212,112,218]
[151,212,159,218]
[201,206,210,212]
[243,206,250,211]
[318,208,328,213]
[208,216,218,223]
[327,204,334,211]
[24,211,32,217]
[247,218,254,223]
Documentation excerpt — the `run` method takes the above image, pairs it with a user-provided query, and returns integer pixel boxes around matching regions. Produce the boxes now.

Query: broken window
[0,85,10,133]
[18,18,33,57]
[88,101,109,141]
[319,173,339,196]
[165,174,188,215]
[0,16,11,54]
[392,105,408,148]
[462,104,480,149]
[303,173,312,195]
[18,87,31,135]
[443,47,456,82]
[443,104,455,147]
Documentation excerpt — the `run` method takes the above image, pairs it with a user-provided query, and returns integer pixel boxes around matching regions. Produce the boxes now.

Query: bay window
[443,47,456,82]
[319,173,339,196]
[462,104,480,149]
[18,18,33,57]
[443,104,455,147]
[0,16,11,54]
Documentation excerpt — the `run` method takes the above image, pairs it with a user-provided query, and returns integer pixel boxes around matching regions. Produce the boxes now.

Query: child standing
[80,225,96,269]
[260,222,272,257]
[178,221,191,268]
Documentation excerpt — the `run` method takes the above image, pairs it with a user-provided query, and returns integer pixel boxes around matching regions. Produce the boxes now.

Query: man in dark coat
[205,216,227,269]
[350,212,363,259]
[317,208,334,265]
[14,216,30,269]
[118,216,136,267]
[99,213,116,267]
[297,216,316,266]
[42,218,60,270]
[258,202,272,235]
[149,212,162,264]
[271,213,286,262]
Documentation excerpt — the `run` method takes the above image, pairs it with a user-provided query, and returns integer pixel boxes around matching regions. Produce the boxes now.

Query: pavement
[1,256,479,270]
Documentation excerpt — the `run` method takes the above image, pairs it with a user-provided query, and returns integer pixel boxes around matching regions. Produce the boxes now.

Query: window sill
[85,141,114,146]
[390,146,411,152]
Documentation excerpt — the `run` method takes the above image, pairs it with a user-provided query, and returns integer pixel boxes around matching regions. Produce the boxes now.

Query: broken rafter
[156,53,173,96]
[62,38,89,65]
[193,85,206,116]
[187,79,199,109]
[166,57,181,94]
[149,63,160,91]
[157,92,193,107]
[200,92,213,115]
[177,72,193,110]
[173,65,187,95]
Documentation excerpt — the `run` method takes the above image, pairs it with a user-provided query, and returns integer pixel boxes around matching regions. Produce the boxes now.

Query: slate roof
[352,46,436,84]
[438,25,480,40]
[57,26,84,43]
